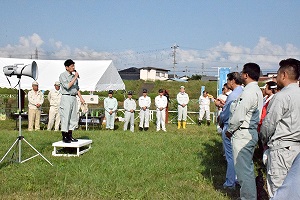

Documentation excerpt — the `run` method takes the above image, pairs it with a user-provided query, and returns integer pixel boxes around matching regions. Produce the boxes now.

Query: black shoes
[139,127,149,131]
[62,131,78,143]
[62,132,71,143]
[68,130,78,142]
[198,120,210,126]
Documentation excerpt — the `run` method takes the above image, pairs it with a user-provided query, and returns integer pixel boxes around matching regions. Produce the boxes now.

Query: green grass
[0,119,240,200]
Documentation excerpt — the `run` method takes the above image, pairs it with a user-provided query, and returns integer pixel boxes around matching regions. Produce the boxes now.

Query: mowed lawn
[0,120,239,200]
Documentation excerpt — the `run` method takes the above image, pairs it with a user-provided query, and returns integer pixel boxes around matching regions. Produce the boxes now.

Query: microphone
[74,70,80,78]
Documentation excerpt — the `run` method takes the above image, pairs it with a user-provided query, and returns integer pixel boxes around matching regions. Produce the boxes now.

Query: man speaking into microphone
[59,59,85,143]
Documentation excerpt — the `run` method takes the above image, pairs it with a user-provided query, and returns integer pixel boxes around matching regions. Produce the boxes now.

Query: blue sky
[1,0,300,76]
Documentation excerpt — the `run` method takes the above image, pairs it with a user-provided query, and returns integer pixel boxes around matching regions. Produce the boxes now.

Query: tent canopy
[0,58,125,91]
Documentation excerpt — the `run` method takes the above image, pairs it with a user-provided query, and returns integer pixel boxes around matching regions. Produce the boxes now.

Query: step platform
[52,139,93,157]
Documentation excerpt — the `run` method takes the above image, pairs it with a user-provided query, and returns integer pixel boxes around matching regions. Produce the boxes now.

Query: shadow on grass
[198,138,240,199]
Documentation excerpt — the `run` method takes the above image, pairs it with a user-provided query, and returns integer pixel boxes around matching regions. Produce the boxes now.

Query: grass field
[0,119,242,200]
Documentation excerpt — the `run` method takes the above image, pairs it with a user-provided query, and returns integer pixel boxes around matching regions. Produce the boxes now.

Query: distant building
[119,67,140,80]
[201,75,218,81]
[259,73,277,82]
[140,67,169,81]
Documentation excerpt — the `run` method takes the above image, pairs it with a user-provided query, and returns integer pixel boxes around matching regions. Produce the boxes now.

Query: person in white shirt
[47,81,61,131]
[123,91,136,132]
[104,90,118,130]
[138,89,151,131]
[176,86,189,129]
[198,91,212,126]
[155,89,168,132]
[27,81,44,131]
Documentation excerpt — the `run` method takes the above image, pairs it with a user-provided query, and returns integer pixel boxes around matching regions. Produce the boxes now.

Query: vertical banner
[200,86,205,95]
[218,67,230,96]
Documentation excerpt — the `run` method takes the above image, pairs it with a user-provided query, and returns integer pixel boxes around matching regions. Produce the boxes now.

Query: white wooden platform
[52,139,93,157]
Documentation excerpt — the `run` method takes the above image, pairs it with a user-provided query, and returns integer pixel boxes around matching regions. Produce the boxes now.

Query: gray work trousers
[232,128,258,200]
[60,95,78,132]
[267,145,300,197]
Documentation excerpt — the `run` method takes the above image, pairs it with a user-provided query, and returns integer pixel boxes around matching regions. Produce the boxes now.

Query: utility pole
[185,66,187,77]
[35,48,38,60]
[171,44,179,78]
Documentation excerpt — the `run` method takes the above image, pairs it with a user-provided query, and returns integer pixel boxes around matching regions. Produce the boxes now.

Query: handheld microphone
[74,70,80,78]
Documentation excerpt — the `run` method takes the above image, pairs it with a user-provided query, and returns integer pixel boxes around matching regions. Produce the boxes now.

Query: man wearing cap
[47,81,61,131]
[176,86,189,129]
[104,90,118,130]
[59,59,85,143]
[123,91,136,132]
[155,89,168,132]
[28,81,44,131]
[138,89,151,131]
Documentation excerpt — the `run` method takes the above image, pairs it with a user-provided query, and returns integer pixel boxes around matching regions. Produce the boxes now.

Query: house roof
[140,67,170,72]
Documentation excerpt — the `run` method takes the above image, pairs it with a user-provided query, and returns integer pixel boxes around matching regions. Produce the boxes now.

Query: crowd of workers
[25,58,300,199]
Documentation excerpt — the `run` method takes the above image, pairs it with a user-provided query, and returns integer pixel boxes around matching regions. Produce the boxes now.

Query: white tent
[0,57,125,91]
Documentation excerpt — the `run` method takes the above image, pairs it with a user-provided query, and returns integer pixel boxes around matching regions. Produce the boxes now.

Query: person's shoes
[198,120,202,126]
[139,127,143,131]
[68,130,78,142]
[223,182,236,190]
[62,132,71,143]
[63,137,71,143]
[144,127,149,131]
[207,120,211,126]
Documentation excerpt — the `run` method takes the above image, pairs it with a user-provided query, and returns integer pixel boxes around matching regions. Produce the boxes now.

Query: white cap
[260,85,266,89]
[180,86,185,89]
[32,81,39,86]
[54,81,60,86]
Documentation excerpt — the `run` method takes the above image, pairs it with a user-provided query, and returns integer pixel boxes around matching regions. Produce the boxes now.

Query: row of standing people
[29,80,215,135]
[105,85,217,132]
[216,58,300,200]
[27,81,61,132]
[104,88,168,132]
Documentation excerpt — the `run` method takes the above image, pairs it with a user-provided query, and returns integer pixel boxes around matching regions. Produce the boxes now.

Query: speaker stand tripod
[0,75,53,166]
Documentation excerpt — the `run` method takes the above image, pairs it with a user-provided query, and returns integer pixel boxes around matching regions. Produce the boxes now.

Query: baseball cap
[108,90,113,94]
[127,91,133,95]
[180,86,185,89]
[142,89,147,93]
[159,89,164,93]
[260,85,266,89]
[32,81,39,86]
[54,81,60,86]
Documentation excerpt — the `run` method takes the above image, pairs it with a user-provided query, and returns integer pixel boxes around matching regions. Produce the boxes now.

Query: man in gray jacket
[226,63,263,200]
[261,58,300,197]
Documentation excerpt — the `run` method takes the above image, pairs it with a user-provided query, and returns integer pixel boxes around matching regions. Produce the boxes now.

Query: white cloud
[1,34,299,75]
